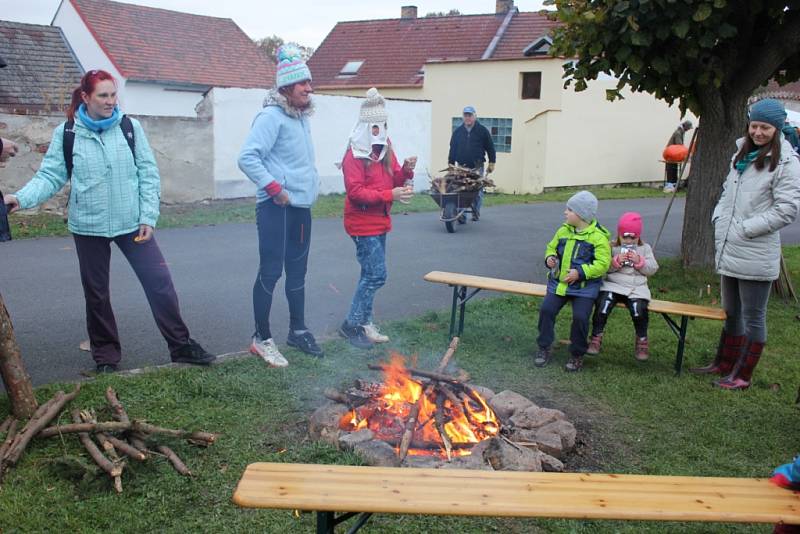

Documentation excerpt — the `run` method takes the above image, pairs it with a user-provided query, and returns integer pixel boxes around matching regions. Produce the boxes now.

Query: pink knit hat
[618,211,643,237]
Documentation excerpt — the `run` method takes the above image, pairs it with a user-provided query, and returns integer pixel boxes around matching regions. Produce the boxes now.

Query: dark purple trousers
[73,231,190,365]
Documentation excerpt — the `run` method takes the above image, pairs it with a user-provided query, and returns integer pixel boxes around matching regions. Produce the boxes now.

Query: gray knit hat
[360,88,388,123]
[566,191,598,223]
[749,98,787,130]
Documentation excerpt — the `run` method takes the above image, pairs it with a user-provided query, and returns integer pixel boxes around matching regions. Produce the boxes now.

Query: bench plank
[423,271,725,321]
[234,463,800,524]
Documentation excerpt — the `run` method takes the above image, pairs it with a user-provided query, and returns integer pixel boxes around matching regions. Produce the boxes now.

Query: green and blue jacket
[544,220,611,298]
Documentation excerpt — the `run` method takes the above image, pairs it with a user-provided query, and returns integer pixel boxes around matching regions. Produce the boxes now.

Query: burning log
[436,337,459,373]
[72,409,123,493]
[156,445,192,476]
[434,394,452,460]
[367,364,463,385]
[398,390,425,461]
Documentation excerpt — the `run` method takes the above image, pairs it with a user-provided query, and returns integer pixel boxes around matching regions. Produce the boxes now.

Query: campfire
[338,352,500,459]
[311,338,578,472]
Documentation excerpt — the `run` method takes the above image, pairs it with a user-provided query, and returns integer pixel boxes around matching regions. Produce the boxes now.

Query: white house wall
[123,82,204,118]
[211,88,432,199]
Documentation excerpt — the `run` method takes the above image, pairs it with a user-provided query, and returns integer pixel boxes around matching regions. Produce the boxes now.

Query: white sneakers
[250,336,288,368]
[663,183,677,193]
[363,323,389,343]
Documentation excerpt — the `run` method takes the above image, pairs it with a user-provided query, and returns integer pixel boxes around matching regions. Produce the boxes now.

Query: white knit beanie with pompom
[359,87,387,123]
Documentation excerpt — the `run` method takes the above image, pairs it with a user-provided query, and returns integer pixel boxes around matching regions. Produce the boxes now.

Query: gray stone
[338,429,375,451]
[540,453,565,472]
[308,402,351,447]
[440,453,492,470]
[468,385,496,402]
[537,419,577,453]
[481,437,543,472]
[402,455,444,469]
[529,431,563,458]
[353,440,401,467]
[509,406,565,430]
[487,390,536,421]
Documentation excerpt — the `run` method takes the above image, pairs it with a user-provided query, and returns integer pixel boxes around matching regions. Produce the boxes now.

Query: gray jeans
[720,275,771,343]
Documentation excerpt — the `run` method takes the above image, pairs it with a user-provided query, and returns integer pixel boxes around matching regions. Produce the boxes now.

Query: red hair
[67,69,117,120]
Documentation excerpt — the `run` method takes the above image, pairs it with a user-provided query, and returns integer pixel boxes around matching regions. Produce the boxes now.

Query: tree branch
[737,10,800,96]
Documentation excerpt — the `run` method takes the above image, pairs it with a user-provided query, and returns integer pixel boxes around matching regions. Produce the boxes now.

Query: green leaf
[713,0,726,8]
[583,11,596,20]
[627,14,640,31]
[615,46,632,62]
[693,4,713,22]
[628,55,645,73]
[651,56,670,74]
[717,23,737,38]
[672,20,690,39]
[630,32,652,46]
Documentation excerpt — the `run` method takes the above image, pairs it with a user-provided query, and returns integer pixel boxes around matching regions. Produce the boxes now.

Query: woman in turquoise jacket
[4,70,213,373]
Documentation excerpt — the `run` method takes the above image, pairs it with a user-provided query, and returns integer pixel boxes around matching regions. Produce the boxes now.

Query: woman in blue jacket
[4,70,213,373]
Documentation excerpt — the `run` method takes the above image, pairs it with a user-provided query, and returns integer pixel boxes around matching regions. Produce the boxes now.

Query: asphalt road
[3,197,800,386]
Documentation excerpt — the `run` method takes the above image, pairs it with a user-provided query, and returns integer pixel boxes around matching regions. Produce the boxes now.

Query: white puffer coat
[600,243,659,300]
[713,138,800,281]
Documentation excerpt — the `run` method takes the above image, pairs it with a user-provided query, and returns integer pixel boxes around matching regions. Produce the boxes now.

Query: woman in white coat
[692,98,800,389]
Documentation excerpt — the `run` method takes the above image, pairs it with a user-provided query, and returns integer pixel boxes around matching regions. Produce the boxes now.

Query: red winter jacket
[342,146,413,236]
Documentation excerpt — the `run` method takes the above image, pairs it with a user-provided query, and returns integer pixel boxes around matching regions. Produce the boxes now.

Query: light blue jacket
[237,90,319,207]
[15,114,161,237]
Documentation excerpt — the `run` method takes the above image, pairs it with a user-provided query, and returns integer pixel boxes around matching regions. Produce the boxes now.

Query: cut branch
[368,364,463,385]
[435,337,459,373]
[157,445,192,476]
[72,410,123,493]
[38,420,216,444]
[0,418,18,461]
[105,387,130,424]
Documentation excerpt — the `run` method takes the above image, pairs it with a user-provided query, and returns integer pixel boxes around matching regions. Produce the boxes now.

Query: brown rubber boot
[689,330,745,375]
[715,340,765,390]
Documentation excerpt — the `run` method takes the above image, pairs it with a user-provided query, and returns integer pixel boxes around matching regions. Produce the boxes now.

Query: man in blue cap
[448,106,496,221]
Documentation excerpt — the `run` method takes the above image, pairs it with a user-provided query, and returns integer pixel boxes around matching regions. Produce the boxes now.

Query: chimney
[401,5,418,19]
[496,0,514,14]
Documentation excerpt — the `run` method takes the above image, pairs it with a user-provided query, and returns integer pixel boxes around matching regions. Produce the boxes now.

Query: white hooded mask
[349,121,388,161]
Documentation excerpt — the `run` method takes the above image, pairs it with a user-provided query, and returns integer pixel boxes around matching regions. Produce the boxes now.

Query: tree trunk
[0,293,37,419]
[681,90,749,268]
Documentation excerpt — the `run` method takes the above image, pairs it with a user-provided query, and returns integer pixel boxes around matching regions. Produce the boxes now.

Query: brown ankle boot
[586,333,603,355]
[689,330,745,375]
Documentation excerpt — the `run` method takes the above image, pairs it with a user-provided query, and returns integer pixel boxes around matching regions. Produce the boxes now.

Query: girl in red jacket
[339,88,415,348]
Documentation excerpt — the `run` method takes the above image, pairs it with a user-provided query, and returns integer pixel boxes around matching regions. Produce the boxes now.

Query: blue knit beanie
[749,98,787,130]
[566,190,598,223]
[275,45,311,89]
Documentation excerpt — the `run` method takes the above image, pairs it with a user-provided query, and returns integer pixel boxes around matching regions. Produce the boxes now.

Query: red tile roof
[308,10,557,89]
[492,11,559,60]
[69,0,274,88]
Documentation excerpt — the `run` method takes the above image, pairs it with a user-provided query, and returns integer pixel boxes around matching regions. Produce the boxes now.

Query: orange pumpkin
[663,144,689,163]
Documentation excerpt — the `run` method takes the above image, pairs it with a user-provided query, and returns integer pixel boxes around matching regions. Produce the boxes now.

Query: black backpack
[63,115,135,179]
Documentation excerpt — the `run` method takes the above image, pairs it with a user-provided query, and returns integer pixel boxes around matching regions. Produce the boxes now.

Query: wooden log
[72,410,123,493]
[4,385,80,466]
[37,420,216,444]
[398,393,425,461]
[0,293,38,419]
[105,387,130,424]
[323,388,349,405]
[157,445,192,476]
[434,392,452,461]
[0,416,13,435]
[435,337,459,373]
[367,364,463,385]
[105,435,146,461]
[0,418,18,460]
[80,410,122,463]
[439,383,464,411]
[128,432,150,454]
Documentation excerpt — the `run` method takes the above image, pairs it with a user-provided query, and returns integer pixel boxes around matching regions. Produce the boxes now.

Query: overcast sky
[0,0,547,48]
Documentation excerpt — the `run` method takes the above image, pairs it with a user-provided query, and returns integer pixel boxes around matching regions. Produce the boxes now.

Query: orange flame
[338,353,499,457]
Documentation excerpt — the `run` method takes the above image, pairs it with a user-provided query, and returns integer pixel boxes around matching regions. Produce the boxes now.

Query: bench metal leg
[660,313,691,376]
[316,511,373,533]
[447,285,482,339]
[449,285,460,338]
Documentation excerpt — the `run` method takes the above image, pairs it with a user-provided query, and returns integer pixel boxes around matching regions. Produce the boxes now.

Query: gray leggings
[720,275,771,343]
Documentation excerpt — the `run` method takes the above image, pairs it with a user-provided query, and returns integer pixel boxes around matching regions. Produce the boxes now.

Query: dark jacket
[448,121,496,168]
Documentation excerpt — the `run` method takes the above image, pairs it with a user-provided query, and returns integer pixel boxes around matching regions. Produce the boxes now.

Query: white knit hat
[359,88,387,123]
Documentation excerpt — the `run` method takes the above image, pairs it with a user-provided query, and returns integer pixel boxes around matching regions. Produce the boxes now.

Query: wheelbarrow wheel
[443,200,457,233]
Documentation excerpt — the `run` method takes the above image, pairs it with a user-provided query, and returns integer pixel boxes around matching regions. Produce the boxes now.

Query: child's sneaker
[635,337,649,361]
[533,347,552,367]
[564,355,584,372]
[363,323,389,343]
[250,336,288,368]
[586,334,603,355]
[339,322,374,349]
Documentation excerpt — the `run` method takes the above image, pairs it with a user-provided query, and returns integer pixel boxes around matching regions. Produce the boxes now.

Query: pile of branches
[430,164,495,194]
[0,385,217,492]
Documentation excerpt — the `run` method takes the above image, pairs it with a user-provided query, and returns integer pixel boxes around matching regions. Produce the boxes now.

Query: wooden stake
[0,292,38,419]
[156,445,192,476]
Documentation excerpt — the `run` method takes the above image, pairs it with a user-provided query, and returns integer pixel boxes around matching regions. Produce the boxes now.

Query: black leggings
[591,291,649,338]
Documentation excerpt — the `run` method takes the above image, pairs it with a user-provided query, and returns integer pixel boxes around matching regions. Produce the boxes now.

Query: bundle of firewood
[430,164,495,194]
[0,385,217,492]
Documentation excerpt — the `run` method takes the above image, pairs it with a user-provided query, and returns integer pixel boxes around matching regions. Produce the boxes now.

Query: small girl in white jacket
[587,212,659,361]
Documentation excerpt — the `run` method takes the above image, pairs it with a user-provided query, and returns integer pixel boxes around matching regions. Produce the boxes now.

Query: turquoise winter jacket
[14,114,160,237]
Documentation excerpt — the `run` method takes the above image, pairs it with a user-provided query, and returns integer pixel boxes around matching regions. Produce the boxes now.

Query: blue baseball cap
[463,106,476,115]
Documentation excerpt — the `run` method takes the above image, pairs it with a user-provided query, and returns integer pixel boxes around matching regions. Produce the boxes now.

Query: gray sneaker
[250,336,288,368]
[534,347,552,367]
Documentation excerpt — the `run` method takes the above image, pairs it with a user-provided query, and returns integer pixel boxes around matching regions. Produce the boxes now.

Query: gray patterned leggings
[720,275,771,343]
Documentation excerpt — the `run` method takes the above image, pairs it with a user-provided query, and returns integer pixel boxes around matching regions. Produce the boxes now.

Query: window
[338,61,364,76]
[451,117,513,153]
[521,72,542,100]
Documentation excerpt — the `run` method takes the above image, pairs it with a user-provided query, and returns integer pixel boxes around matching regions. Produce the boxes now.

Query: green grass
[2,247,793,533]
[8,185,674,239]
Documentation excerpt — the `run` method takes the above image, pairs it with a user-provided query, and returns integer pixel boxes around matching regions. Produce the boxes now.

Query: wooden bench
[423,271,726,374]
[233,462,800,533]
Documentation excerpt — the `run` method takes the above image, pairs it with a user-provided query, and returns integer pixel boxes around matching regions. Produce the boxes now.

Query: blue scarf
[77,104,120,133]
[735,149,760,174]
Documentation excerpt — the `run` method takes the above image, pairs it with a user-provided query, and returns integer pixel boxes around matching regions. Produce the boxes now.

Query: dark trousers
[253,201,311,340]
[591,291,649,338]
[73,231,190,366]
[665,163,679,185]
[537,292,595,357]
[720,275,771,343]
